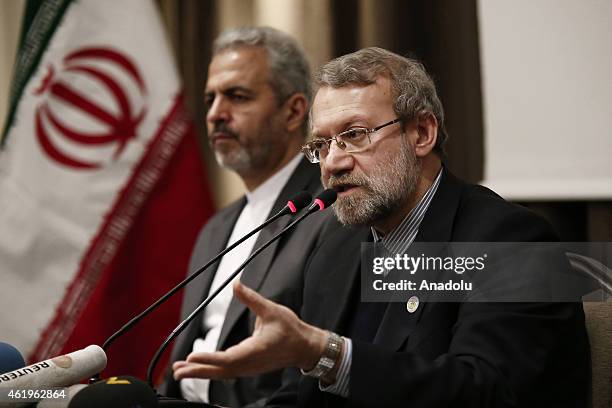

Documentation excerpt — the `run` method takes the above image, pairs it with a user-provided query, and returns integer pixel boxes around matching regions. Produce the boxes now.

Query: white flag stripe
[0,0,182,358]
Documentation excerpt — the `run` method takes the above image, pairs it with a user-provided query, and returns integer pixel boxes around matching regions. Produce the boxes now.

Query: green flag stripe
[1,0,73,147]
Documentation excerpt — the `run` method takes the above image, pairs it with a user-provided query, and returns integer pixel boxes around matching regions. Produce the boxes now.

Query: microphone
[0,342,26,374]
[284,191,312,215]
[302,188,336,216]
[92,191,312,381]
[147,189,337,386]
[0,345,106,389]
[67,376,158,408]
[0,346,106,407]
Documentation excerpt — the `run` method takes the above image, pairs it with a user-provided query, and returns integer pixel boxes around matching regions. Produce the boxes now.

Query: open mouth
[332,184,359,194]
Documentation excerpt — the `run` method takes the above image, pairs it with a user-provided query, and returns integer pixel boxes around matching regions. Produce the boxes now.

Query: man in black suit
[162,27,332,407]
[173,47,590,407]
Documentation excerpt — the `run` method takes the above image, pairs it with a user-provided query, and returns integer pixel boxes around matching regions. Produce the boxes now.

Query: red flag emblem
[34,47,147,169]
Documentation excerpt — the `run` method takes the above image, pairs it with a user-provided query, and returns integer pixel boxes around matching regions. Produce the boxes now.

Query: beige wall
[478,0,612,200]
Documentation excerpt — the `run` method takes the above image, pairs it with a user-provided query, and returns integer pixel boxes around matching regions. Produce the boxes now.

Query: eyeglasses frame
[301,118,402,163]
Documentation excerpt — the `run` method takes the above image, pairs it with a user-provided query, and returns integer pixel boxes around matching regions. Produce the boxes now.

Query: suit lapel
[323,228,372,333]
[191,199,245,313]
[171,198,245,371]
[241,159,321,293]
[217,158,322,349]
[373,168,464,351]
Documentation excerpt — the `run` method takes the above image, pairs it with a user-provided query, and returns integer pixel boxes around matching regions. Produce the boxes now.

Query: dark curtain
[159,0,216,141]
[331,0,483,184]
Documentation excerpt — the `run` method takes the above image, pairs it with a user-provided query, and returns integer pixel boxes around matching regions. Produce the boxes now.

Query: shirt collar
[245,154,303,207]
[371,168,443,251]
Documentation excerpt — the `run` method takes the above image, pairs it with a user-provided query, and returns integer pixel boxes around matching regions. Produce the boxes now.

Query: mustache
[209,122,239,139]
[325,174,369,190]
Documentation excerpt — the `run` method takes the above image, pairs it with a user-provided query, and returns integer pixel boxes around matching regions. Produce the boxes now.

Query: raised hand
[173,281,327,380]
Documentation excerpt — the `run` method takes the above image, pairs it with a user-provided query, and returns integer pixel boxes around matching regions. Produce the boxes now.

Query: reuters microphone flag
[0,0,214,381]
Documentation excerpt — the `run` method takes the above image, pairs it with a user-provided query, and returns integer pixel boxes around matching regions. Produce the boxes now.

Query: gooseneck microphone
[147,189,337,386]
[0,346,106,407]
[91,191,312,382]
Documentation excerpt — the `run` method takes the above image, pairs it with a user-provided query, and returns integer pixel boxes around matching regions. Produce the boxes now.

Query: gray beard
[327,143,421,226]
[214,143,272,174]
[214,147,251,172]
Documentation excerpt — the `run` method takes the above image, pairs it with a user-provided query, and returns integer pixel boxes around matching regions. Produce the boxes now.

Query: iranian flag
[0,0,214,381]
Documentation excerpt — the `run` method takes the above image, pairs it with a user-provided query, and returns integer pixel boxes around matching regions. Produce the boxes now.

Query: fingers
[172,285,292,382]
[173,336,272,381]
[173,355,231,379]
[186,351,232,366]
[233,281,276,317]
[186,337,259,367]
[172,360,189,370]
[173,361,235,380]
[174,350,257,380]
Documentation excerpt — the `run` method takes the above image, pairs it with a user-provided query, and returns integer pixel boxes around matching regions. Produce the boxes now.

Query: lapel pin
[406,296,419,313]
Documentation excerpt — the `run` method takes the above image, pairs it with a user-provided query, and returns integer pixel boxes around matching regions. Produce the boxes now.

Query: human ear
[414,111,438,158]
[283,93,308,133]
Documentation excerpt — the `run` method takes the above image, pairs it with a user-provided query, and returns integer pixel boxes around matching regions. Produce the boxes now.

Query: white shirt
[181,154,303,403]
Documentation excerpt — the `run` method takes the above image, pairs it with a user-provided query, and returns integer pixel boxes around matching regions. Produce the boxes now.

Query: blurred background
[2,0,611,237]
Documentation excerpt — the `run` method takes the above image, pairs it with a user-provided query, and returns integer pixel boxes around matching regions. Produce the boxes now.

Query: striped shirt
[320,169,443,397]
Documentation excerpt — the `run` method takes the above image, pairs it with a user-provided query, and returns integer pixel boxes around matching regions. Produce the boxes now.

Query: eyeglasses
[301,118,401,163]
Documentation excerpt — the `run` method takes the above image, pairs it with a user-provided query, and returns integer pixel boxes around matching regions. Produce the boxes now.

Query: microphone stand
[146,200,331,387]
[91,193,311,383]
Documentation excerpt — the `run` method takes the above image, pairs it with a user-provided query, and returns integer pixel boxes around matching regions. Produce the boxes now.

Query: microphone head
[0,342,25,374]
[68,375,158,408]
[313,189,337,211]
[287,191,312,213]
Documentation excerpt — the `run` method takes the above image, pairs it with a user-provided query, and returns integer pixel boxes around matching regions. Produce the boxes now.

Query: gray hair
[315,47,448,157]
[213,26,312,107]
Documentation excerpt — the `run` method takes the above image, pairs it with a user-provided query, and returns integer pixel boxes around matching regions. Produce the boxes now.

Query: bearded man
[162,27,333,407]
[173,47,590,408]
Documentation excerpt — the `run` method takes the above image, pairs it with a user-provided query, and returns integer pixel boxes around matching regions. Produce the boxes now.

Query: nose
[206,96,230,125]
[322,142,354,178]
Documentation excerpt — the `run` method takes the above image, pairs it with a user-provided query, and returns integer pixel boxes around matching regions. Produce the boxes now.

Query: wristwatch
[301,331,343,379]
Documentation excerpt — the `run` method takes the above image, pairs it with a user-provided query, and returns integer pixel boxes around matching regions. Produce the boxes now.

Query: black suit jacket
[268,169,590,408]
[162,158,337,407]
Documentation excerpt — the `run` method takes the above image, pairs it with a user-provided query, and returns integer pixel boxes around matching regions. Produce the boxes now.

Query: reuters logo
[33,47,148,169]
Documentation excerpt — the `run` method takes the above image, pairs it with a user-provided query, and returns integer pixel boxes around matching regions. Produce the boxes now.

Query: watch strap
[301,331,343,379]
